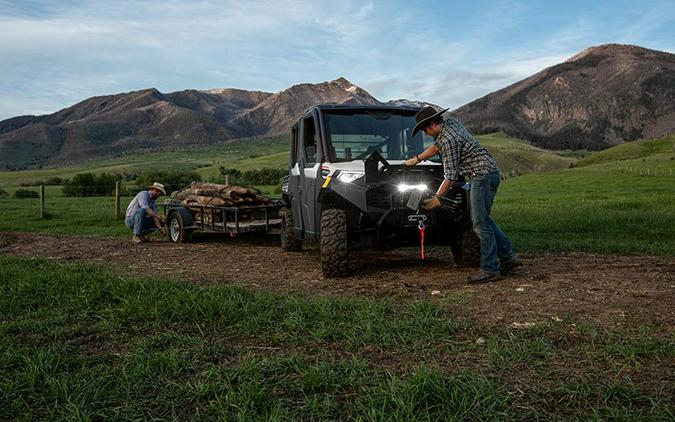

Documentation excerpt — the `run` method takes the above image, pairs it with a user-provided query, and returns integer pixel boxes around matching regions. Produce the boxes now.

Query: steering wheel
[354,139,390,160]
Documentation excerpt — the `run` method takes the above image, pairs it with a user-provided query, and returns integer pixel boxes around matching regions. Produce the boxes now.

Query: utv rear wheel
[452,226,480,267]
[280,207,302,251]
[320,209,349,277]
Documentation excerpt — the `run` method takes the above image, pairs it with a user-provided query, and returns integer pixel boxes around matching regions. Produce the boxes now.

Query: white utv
[281,104,479,277]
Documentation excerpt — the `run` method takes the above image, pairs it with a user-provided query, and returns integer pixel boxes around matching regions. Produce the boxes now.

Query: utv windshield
[323,110,440,163]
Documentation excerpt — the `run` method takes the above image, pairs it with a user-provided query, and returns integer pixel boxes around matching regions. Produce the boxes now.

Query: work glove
[404,156,420,166]
[422,195,441,210]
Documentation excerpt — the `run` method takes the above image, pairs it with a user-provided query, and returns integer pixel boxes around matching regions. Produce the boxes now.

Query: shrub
[216,167,286,186]
[45,176,63,185]
[62,173,120,197]
[241,168,287,185]
[136,170,201,193]
[14,189,39,199]
[0,189,8,198]
[218,167,242,179]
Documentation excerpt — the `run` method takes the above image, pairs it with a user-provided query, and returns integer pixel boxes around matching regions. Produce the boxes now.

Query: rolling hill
[1,44,673,170]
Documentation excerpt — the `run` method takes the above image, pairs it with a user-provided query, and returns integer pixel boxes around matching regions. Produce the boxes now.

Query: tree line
[4,167,286,198]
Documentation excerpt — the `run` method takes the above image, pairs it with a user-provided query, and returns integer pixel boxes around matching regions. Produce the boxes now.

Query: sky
[0,0,673,121]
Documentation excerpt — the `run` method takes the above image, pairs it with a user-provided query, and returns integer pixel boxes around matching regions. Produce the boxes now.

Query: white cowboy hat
[148,182,166,195]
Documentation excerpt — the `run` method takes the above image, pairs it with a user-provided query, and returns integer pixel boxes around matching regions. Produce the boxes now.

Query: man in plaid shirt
[406,106,522,283]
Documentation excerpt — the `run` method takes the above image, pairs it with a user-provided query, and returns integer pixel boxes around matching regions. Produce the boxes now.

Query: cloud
[0,0,673,120]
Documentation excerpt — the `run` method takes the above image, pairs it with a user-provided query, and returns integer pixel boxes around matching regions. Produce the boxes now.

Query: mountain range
[453,44,675,150]
[1,44,673,169]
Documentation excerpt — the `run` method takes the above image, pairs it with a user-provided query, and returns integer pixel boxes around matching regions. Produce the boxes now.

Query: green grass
[479,132,574,176]
[0,135,290,187]
[1,132,673,254]
[1,257,673,420]
[577,134,675,167]
[0,132,569,188]
[494,165,674,255]
[1,164,673,254]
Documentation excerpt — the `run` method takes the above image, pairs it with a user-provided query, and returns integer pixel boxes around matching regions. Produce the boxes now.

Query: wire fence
[0,181,180,220]
[582,165,675,176]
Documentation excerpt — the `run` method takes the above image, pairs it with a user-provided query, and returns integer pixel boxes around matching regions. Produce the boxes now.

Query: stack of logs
[167,182,276,223]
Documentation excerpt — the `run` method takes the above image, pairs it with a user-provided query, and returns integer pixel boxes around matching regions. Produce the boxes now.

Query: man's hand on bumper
[422,196,441,210]
[404,156,419,166]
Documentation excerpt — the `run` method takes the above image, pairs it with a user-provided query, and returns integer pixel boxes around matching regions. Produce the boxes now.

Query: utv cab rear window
[323,111,439,163]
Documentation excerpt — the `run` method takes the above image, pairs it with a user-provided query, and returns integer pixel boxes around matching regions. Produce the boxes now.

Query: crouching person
[125,182,167,243]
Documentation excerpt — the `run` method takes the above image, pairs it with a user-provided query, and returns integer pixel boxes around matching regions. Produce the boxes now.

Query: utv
[281,104,480,277]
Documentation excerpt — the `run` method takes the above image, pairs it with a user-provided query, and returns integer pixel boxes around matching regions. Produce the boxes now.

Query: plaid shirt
[434,118,498,180]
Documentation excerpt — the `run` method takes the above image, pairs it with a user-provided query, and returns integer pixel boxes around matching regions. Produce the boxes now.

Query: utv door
[297,112,321,239]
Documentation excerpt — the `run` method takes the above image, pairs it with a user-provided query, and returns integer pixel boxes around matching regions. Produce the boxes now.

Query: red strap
[420,225,425,260]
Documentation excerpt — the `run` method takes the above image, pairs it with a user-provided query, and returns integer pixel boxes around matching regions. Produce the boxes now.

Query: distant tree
[241,168,287,185]
[62,173,120,197]
[218,167,242,178]
[135,170,201,193]
[14,189,39,199]
[45,176,63,185]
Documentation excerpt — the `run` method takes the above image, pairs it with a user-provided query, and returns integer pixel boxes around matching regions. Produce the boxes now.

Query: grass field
[494,167,675,255]
[1,165,673,254]
[1,257,672,420]
[0,132,569,188]
[0,132,673,253]
[576,134,675,167]
[0,135,290,187]
[1,135,674,419]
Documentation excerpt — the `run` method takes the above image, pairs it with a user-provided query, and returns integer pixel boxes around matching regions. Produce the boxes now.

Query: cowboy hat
[412,106,449,136]
[148,182,166,196]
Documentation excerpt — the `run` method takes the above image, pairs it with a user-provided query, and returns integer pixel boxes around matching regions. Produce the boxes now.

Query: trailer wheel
[451,225,480,267]
[320,208,349,277]
[167,208,193,243]
[280,207,302,251]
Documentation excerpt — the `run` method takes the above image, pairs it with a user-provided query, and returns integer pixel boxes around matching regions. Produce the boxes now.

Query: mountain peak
[566,43,671,62]
[454,44,675,150]
[332,76,352,85]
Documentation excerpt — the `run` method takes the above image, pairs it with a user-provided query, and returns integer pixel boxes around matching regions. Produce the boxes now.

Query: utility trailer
[163,200,283,243]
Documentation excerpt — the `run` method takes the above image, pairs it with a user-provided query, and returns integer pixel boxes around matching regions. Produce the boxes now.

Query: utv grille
[367,188,391,209]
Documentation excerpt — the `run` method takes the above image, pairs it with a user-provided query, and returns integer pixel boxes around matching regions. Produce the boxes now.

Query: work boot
[468,272,501,284]
[132,235,143,244]
[500,256,523,276]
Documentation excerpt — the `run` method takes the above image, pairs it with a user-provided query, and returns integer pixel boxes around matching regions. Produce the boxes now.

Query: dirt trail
[1,231,673,330]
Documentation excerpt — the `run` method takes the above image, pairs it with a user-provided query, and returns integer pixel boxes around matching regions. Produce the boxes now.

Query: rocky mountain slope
[1,44,673,169]
[0,78,379,169]
[453,44,675,150]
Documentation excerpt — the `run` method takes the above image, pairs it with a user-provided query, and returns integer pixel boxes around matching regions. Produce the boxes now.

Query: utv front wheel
[280,207,302,252]
[320,209,349,277]
[452,226,480,267]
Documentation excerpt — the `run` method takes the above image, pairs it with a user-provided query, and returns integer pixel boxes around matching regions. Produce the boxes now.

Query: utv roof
[305,104,422,114]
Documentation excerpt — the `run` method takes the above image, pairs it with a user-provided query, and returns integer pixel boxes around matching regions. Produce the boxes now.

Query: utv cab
[281,104,479,277]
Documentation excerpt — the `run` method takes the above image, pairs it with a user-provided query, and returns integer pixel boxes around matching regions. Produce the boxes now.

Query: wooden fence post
[40,184,45,219]
[225,174,230,186]
[115,181,121,220]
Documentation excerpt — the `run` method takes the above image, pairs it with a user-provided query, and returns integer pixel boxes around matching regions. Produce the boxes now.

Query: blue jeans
[470,171,516,274]
[125,208,156,236]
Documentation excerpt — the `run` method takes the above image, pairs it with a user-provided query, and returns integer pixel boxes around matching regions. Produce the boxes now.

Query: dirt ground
[1,231,673,331]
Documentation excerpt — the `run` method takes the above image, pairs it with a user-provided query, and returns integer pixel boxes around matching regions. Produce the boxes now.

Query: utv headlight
[337,171,364,183]
[397,183,428,192]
